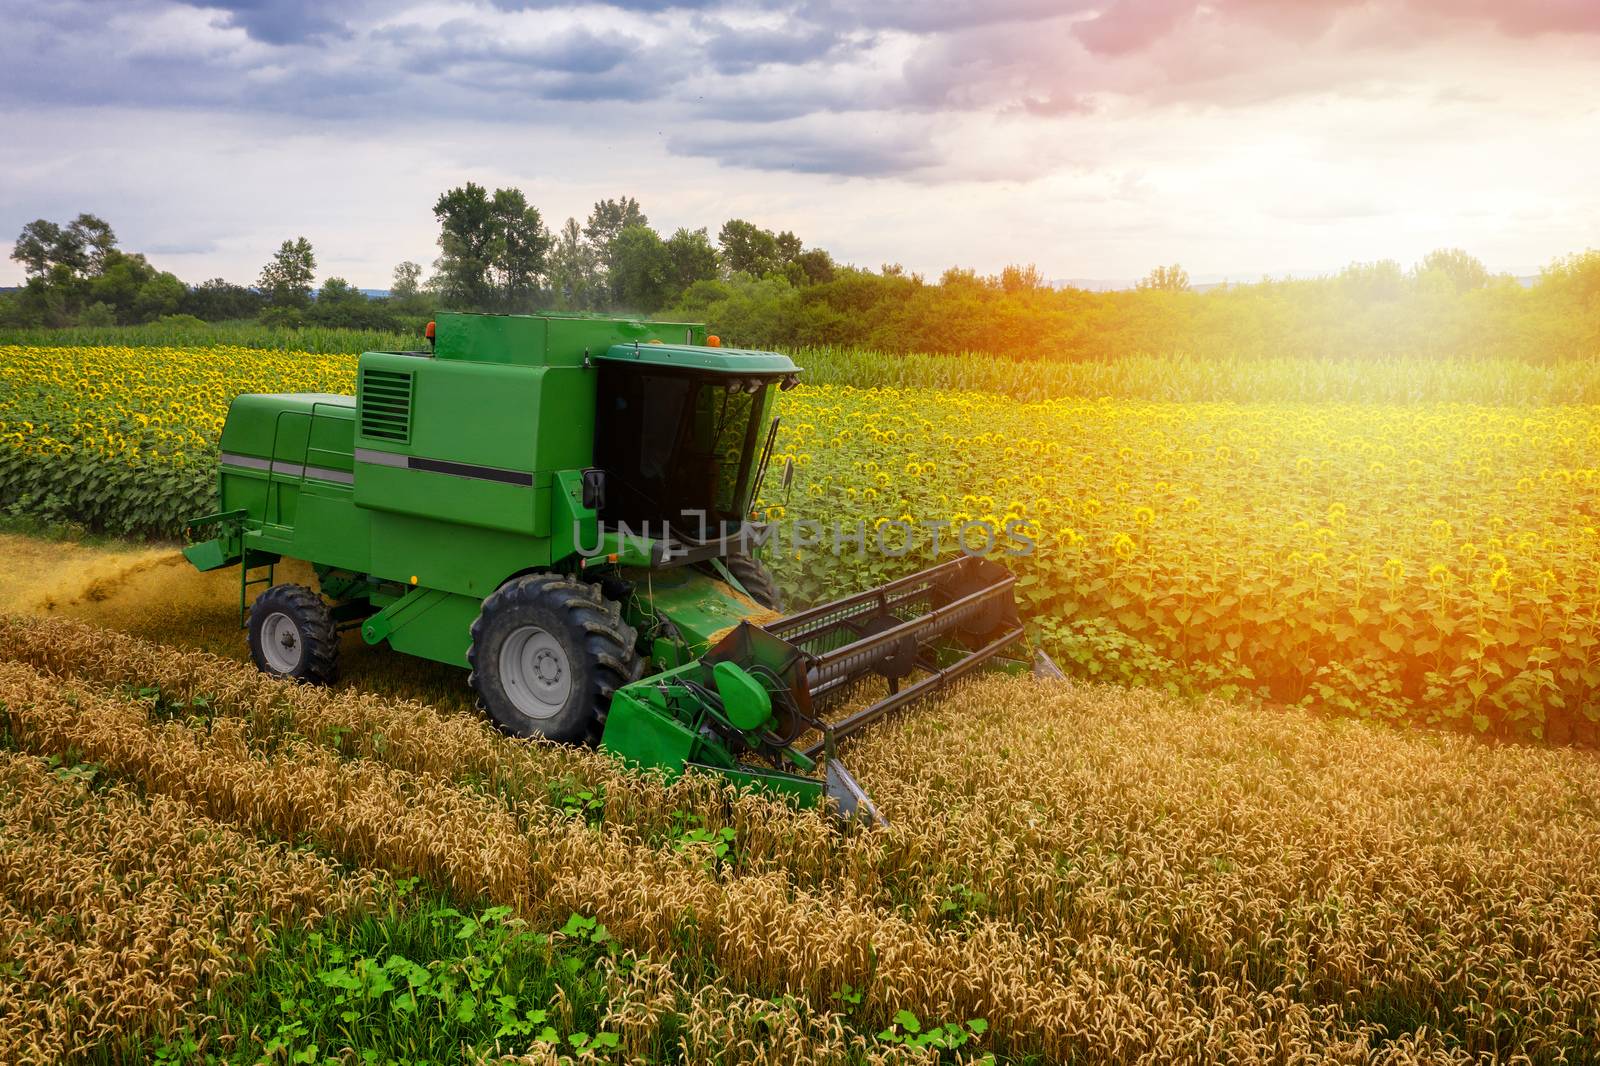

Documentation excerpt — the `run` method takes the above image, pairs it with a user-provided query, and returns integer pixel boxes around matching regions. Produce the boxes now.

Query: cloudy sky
[2,0,1597,288]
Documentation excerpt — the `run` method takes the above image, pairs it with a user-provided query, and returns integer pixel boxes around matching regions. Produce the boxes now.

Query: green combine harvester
[185,312,1030,821]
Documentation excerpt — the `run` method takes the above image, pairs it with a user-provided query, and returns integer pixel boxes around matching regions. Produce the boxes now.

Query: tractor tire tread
[247,583,340,685]
[468,571,641,745]
[726,553,785,611]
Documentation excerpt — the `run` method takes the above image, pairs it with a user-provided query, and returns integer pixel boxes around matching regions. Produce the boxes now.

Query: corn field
[3,613,1599,1063]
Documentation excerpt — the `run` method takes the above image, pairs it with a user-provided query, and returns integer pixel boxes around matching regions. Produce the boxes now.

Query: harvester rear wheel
[469,573,641,744]
[726,553,784,611]
[247,583,340,685]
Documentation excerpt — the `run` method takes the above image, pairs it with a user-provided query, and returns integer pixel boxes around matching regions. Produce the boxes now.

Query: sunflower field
[0,345,356,536]
[760,391,1600,743]
[3,343,1597,742]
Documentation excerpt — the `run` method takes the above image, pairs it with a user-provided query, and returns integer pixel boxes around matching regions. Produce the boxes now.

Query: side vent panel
[359,368,413,443]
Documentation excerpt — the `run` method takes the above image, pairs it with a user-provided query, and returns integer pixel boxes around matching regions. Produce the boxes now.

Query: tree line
[424,185,836,314]
[1,217,430,331]
[4,196,1597,364]
[0,188,838,332]
[679,247,1600,364]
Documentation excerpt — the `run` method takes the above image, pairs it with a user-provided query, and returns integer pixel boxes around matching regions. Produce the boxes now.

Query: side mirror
[781,458,795,491]
[581,468,606,511]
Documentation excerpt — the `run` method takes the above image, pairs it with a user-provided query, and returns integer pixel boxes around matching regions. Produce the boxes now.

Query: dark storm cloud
[0,2,669,114]
[387,22,649,77]
[483,0,725,10]
[486,0,1086,32]
[684,86,857,124]
[695,19,855,74]
[185,0,350,43]
[795,0,1090,33]
[668,124,939,175]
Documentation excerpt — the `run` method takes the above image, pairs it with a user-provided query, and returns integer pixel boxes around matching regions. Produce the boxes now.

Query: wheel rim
[501,625,573,720]
[261,612,304,673]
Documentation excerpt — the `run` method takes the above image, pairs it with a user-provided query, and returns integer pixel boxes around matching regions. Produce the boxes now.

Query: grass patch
[0,512,163,549]
[0,320,420,355]
[139,880,620,1065]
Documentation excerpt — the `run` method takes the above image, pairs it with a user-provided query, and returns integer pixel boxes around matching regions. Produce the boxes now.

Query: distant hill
[1048,278,1131,292]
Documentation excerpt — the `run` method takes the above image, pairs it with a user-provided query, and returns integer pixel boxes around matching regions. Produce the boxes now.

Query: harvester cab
[184,312,1029,822]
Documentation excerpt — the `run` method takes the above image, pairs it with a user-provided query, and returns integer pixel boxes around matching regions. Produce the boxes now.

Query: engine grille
[359,368,413,442]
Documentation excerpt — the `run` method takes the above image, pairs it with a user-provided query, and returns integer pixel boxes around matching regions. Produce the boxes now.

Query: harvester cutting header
[184,312,1030,820]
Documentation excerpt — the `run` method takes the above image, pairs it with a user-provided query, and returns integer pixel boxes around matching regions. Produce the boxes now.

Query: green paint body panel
[713,661,772,730]
[597,342,798,375]
[432,311,709,366]
[363,587,481,669]
[601,660,823,806]
[620,566,769,656]
[550,469,599,563]
[191,311,790,665]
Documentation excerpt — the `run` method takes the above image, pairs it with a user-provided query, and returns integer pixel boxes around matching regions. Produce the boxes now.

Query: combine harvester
[185,313,1043,821]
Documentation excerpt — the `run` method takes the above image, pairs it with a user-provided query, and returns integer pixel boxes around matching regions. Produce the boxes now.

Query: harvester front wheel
[726,553,784,611]
[469,574,641,744]
[247,584,340,684]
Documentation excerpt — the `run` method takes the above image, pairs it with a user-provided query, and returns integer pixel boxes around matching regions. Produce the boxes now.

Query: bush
[259,305,305,328]
[78,302,117,327]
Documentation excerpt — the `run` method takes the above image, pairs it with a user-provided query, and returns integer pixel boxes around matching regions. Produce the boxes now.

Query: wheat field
[3,608,1599,1063]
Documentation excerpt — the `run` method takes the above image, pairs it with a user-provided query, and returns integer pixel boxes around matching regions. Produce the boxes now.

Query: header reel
[599,556,1025,824]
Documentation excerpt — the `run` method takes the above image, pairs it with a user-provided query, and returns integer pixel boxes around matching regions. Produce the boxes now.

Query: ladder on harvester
[184,508,276,628]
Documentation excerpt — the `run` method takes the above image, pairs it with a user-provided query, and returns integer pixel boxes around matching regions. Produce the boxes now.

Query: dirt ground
[0,533,474,710]
[1,533,231,629]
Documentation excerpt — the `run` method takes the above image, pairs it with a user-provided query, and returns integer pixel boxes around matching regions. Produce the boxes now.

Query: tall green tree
[433,183,552,310]
[791,248,836,286]
[433,183,496,309]
[1137,264,1191,292]
[131,269,186,321]
[390,261,423,300]
[583,197,648,255]
[70,214,117,275]
[1540,249,1600,303]
[486,188,551,310]
[258,237,317,307]
[774,230,802,264]
[10,214,115,278]
[998,264,1046,294]
[316,277,365,308]
[548,217,599,310]
[584,197,648,306]
[714,219,822,284]
[1338,260,1406,302]
[4,212,189,326]
[609,224,673,312]
[181,278,263,321]
[1414,248,1489,294]
[717,219,781,277]
[10,219,67,276]
[664,228,720,295]
[388,260,430,315]
[75,249,184,323]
